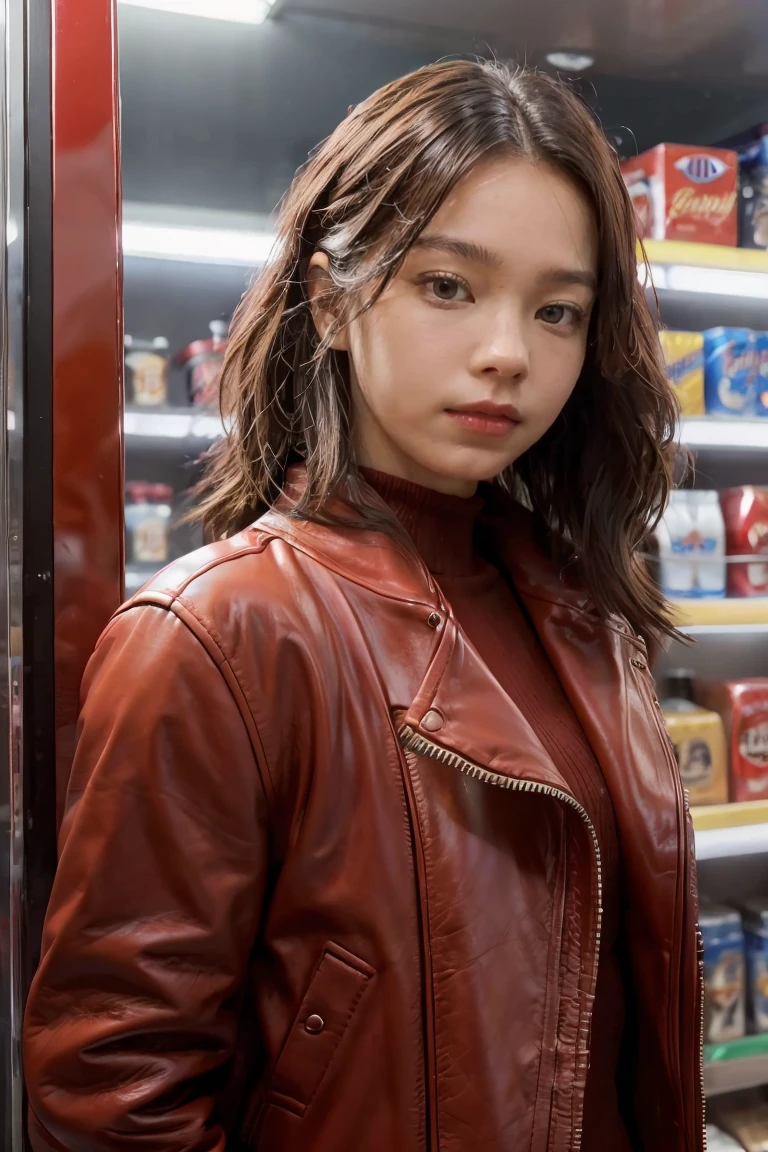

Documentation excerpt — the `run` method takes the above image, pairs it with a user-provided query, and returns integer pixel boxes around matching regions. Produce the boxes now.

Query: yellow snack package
[663,706,728,805]
[659,330,705,417]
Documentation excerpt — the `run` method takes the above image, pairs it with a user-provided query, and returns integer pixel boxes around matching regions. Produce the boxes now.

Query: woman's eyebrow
[411,233,503,268]
[538,267,598,292]
[412,235,597,293]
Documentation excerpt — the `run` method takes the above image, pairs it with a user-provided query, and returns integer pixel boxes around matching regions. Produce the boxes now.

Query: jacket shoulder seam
[113,597,277,810]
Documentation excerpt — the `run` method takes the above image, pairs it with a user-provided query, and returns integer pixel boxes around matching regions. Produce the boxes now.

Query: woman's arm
[23,604,270,1152]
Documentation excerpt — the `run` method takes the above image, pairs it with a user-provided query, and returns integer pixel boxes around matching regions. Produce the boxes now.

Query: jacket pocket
[266,942,375,1118]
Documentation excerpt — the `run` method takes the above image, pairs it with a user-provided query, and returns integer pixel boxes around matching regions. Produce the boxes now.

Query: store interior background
[117,0,768,1139]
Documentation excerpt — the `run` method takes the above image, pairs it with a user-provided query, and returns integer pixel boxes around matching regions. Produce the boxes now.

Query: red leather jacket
[23,476,704,1152]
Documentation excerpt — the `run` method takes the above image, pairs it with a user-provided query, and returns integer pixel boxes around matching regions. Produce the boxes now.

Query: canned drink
[704,327,759,416]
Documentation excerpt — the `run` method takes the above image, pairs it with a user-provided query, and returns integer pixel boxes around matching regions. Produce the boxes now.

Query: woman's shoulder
[122,526,326,643]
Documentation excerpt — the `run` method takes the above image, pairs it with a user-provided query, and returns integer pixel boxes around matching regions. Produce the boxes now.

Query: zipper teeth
[681,784,707,1152]
[699,943,707,1152]
[682,787,707,1152]
[399,722,603,1151]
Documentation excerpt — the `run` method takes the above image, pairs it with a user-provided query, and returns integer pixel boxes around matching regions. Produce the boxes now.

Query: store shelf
[125,566,156,595]
[680,417,768,453]
[642,240,768,299]
[705,1034,768,1096]
[693,802,768,860]
[124,408,223,443]
[671,599,768,632]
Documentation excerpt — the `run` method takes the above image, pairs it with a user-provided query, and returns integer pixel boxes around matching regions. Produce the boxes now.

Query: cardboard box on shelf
[622,143,738,246]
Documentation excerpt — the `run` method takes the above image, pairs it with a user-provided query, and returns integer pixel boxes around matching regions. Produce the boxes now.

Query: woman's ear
[307,251,349,351]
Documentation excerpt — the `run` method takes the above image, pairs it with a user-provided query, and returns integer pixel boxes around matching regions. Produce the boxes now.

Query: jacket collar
[257,463,630,638]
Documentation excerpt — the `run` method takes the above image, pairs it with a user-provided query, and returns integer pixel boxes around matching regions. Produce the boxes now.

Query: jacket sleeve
[23,604,271,1152]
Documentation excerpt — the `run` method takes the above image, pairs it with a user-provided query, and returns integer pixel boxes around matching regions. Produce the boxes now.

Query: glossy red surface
[52,0,123,827]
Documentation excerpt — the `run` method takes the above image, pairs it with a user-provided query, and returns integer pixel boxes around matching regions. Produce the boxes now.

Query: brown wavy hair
[195,59,680,642]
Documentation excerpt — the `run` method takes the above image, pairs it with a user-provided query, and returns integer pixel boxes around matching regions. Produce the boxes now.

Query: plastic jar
[125,482,173,566]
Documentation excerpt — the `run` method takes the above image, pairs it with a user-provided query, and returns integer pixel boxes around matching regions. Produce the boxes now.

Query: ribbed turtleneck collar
[361,468,487,577]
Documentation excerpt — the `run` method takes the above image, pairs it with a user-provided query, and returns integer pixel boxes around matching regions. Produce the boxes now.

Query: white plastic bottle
[687,490,726,597]
[658,490,695,597]
[657,490,726,598]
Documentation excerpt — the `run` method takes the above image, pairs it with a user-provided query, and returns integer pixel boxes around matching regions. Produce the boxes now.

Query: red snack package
[720,487,768,597]
[622,143,738,246]
[698,679,768,802]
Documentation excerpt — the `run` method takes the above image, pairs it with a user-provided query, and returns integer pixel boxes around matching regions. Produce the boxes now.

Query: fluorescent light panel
[122,220,275,266]
[648,262,768,300]
[119,0,275,24]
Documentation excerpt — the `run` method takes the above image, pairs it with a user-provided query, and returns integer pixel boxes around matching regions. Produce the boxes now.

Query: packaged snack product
[698,678,768,801]
[622,143,738,246]
[742,900,768,1033]
[661,669,728,805]
[704,327,759,416]
[656,489,726,598]
[737,132,768,249]
[124,336,170,407]
[658,330,705,416]
[663,712,728,807]
[700,905,746,1044]
[720,487,768,597]
[125,482,173,567]
[756,332,768,415]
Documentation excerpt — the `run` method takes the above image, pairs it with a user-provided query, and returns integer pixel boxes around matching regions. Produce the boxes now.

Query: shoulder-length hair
[195,59,679,642]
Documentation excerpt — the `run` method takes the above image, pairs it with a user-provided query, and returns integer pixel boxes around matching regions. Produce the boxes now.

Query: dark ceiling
[118,0,768,216]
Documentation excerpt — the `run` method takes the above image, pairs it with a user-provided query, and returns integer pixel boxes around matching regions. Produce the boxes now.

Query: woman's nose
[470,314,530,381]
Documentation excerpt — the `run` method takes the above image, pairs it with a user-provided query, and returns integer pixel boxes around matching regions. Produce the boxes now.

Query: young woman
[23,61,703,1152]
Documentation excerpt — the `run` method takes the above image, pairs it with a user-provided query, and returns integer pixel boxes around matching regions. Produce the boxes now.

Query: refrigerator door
[0,1,122,1146]
[1,0,29,1143]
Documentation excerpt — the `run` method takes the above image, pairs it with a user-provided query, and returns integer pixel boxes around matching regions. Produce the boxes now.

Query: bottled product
[658,330,705,416]
[178,319,228,408]
[742,900,768,1033]
[700,905,746,1044]
[621,143,738,246]
[661,670,728,806]
[124,335,170,406]
[704,327,759,416]
[656,489,726,598]
[720,487,768,597]
[698,678,768,802]
[125,483,173,566]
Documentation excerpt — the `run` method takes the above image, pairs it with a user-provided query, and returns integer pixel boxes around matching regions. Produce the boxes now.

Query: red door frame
[52,0,124,827]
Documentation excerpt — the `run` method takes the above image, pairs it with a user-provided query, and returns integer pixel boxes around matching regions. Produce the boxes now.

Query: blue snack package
[700,905,745,1044]
[704,327,759,416]
[742,900,768,1032]
[756,332,768,416]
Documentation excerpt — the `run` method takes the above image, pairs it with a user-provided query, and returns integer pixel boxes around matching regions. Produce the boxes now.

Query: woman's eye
[427,276,471,303]
[538,303,582,326]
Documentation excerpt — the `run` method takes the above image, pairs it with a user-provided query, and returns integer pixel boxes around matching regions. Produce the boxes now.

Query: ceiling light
[118,0,277,24]
[545,51,595,72]
[122,220,275,265]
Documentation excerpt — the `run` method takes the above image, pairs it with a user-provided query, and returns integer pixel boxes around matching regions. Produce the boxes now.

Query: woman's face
[310,155,599,496]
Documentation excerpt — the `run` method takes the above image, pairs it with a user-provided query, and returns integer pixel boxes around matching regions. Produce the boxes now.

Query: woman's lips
[445,409,520,437]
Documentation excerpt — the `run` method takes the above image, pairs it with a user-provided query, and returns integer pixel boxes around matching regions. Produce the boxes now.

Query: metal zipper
[697,931,707,1152]
[635,632,706,1152]
[682,786,707,1152]
[398,723,603,1152]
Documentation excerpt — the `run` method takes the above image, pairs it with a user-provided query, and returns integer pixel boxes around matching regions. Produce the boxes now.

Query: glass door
[1,0,30,1143]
